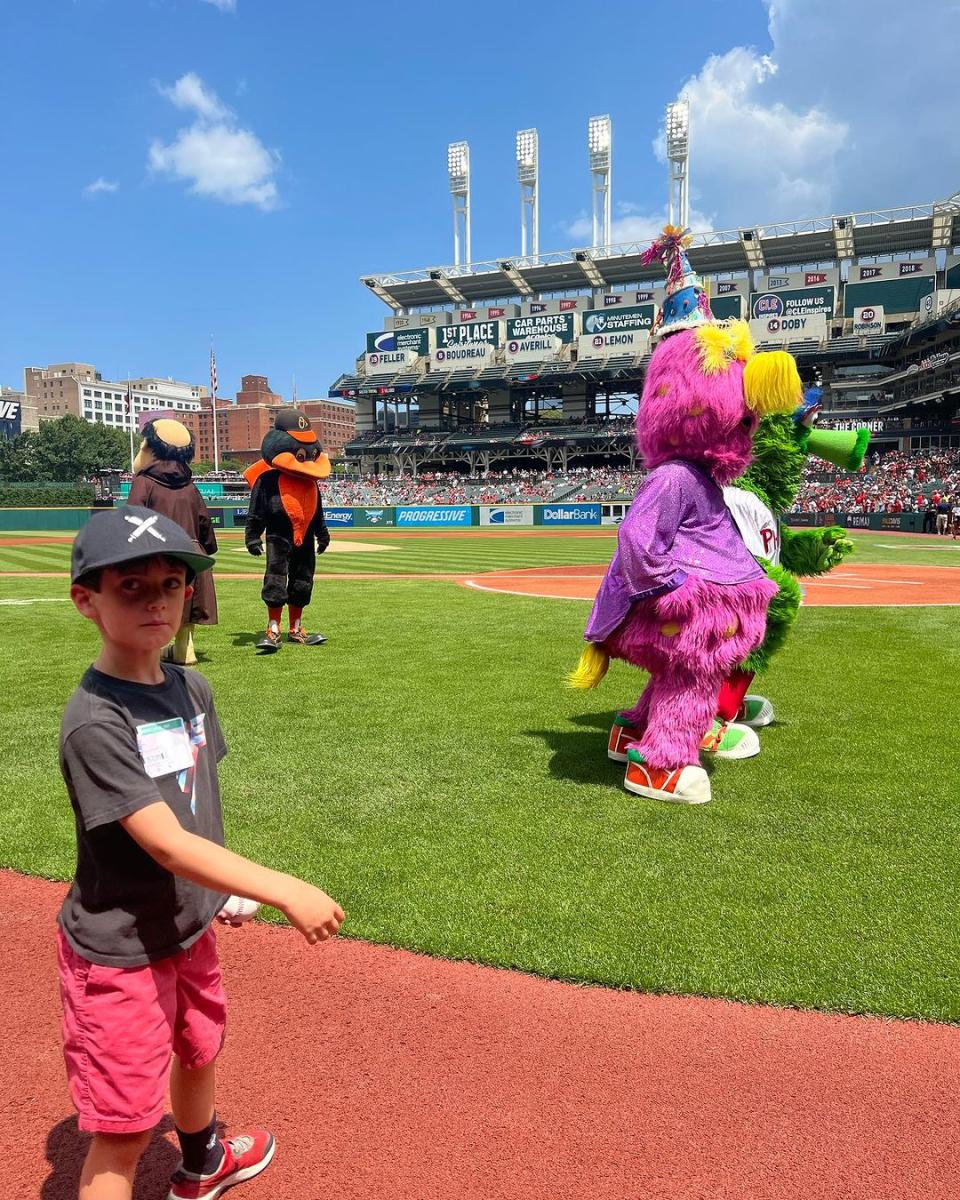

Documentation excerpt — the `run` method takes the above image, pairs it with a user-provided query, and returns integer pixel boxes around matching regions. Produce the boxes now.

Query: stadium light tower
[666,99,690,229]
[588,115,612,250]
[447,140,471,267]
[516,128,539,262]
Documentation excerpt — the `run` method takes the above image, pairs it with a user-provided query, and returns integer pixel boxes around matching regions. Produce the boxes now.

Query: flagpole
[127,378,135,473]
[210,340,221,472]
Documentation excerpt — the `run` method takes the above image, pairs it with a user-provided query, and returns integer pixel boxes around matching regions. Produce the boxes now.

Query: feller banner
[365,350,416,376]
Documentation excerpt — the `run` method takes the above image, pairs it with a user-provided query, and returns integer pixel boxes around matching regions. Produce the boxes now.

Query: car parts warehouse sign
[505,313,576,343]
[435,319,502,349]
[366,328,430,356]
[750,286,835,319]
[581,305,655,334]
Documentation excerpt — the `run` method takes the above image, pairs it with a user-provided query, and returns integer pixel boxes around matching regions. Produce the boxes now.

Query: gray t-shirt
[58,664,229,967]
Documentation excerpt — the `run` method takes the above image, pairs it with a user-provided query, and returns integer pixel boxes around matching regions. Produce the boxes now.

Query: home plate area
[462,563,960,607]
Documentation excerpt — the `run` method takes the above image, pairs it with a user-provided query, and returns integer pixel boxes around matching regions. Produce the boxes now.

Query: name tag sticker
[136,717,195,779]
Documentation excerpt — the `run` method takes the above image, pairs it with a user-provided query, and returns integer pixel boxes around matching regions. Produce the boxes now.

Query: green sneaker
[700,719,760,760]
[736,695,775,728]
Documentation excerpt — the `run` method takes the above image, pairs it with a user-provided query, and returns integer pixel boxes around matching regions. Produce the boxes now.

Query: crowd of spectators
[324,465,637,507]
[791,447,960,520]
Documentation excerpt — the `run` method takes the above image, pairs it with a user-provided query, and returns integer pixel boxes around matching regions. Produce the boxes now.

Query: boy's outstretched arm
[121,802,343,944]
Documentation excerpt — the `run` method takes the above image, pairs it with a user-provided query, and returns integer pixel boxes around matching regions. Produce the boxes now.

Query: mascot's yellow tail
[566,642,610,690]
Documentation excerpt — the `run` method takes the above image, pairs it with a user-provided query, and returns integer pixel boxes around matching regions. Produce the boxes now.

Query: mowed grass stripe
[0,570,958,1020]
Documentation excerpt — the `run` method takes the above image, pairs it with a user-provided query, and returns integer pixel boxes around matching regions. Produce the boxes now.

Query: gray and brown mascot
[127,417,219,665]
[243,408,331,653]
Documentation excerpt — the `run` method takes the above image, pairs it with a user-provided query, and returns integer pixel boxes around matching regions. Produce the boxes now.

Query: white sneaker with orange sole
[623,750,711,805]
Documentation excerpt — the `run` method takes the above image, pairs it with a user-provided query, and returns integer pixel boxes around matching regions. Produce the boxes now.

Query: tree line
[0,415,246,482]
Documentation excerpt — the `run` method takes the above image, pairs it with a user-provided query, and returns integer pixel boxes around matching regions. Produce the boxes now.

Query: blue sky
[2,0,958,401]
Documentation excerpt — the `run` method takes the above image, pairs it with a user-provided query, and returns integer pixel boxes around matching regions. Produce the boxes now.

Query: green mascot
[607,390,870,763]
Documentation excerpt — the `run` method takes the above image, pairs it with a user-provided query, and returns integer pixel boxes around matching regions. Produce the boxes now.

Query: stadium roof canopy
[361,193,960,311]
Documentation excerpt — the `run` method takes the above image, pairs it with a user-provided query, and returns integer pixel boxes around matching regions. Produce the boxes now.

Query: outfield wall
[0,504,935,535]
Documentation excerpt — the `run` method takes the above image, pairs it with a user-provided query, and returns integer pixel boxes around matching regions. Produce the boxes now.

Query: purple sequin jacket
[584,460,767,642]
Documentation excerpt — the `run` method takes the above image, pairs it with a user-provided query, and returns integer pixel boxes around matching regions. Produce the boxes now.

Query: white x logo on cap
[124,514,167,544]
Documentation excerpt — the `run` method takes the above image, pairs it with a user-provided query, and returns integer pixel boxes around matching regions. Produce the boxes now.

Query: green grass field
[1,528,959,1021]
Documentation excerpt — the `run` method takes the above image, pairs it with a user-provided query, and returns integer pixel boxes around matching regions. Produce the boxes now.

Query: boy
[59,505,344,1200]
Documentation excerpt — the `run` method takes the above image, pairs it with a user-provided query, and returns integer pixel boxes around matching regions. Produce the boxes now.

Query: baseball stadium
[4,98,960,1200]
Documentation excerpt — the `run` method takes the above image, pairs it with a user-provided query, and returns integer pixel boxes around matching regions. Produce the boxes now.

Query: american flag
[209,347,218,398]
[125,381,132,412]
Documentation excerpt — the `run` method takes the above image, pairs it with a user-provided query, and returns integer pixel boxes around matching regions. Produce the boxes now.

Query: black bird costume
[243,409,331,652]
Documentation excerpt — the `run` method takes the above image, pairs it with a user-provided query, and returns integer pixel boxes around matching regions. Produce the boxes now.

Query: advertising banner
[479,505,535,526]
[0,398,22,439]
[395,505,474,528]
[354,506,395,527]
[435,319,502,349]
[504,335,560,363]
[582,305,655,336]
[366,328,430,356]
[506,313,576,344]
[433,344,494,368]
[852,306,885,335]
[324,507,355,527]
[577,330,649,358]
[749,314,828,342]
[750,286,836,319]
[537,503,602,526]
[365,350,416,376]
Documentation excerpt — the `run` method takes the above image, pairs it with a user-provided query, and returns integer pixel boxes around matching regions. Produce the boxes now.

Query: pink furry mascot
[569,228,803,805]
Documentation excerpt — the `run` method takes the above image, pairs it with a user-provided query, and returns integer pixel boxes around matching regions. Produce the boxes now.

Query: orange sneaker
[607,714,639,762]
[624,749,711,805]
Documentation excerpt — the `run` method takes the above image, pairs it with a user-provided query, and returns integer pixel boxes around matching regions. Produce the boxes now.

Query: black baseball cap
[71,505,216,584]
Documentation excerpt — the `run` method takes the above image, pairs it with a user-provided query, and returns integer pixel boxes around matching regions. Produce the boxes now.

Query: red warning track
[6,870,959,1199]
[463,562,960,606]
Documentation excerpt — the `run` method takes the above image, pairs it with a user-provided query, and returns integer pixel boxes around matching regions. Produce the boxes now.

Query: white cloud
[564,201,715,248]
[644,0,960,231]
[149,73,279,211]
[200,0,236,11]
[662,43,848,229]
[158,72,231,121]
[83,177,119,197]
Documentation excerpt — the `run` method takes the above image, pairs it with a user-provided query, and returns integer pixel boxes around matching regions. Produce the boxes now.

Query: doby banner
[749,313,827,343]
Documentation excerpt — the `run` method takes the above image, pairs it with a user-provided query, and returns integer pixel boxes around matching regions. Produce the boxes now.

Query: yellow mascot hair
[566,642,610,690]
[743,350,803,416]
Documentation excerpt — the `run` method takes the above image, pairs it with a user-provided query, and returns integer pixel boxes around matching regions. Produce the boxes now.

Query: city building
[299,398,356,458]
[23,362,205,430]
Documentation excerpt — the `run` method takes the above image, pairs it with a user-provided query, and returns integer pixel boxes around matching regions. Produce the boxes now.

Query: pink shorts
[57,926,227,1134]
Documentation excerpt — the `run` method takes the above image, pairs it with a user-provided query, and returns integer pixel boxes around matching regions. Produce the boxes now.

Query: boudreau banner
[852,306,885,335]
[433,343,494,367]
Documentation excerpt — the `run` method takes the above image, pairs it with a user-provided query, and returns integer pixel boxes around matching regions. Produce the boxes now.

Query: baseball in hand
[218,895,261,924]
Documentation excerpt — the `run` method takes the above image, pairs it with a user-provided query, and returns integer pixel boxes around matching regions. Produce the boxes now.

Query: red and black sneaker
[167,1131,276,1199]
